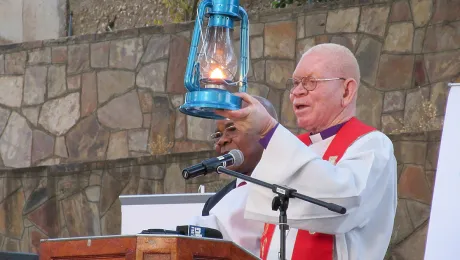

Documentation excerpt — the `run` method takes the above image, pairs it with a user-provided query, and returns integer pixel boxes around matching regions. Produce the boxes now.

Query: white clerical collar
[309,121,347,144]
[309,132,325,144]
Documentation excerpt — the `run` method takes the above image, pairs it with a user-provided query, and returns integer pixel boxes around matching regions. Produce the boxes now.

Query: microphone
[176,225,223,239]
[182,149,244,180]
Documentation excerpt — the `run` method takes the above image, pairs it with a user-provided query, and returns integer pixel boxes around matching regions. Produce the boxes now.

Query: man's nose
[216,135,231,147]
[291,85,308,96]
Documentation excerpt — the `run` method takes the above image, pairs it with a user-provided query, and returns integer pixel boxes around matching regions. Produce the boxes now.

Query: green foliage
[162,0,197,22]
[271,0,305,8]
[153,19,164,25]
[271,0,339,8]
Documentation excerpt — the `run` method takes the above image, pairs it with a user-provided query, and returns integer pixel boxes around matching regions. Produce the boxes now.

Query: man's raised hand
[214,93,278,138]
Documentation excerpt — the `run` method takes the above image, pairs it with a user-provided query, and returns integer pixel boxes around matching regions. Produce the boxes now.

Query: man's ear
[342,79,358,107]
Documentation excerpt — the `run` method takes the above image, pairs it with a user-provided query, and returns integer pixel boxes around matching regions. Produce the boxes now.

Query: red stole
[259,117,375,260]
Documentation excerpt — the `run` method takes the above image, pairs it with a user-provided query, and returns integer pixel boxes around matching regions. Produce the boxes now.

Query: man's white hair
[302,43,361,87]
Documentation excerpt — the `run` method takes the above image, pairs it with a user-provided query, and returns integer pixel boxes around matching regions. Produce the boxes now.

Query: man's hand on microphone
[214,93,278,139]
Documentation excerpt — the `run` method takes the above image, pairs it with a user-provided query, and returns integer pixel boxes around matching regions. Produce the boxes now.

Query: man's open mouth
[294,104,309,111]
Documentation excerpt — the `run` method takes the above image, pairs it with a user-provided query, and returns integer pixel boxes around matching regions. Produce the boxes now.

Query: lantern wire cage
[178,0,251,119]
[195,6,250,89]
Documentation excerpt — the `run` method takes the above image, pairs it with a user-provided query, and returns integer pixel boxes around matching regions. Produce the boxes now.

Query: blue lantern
[179,0,249,119]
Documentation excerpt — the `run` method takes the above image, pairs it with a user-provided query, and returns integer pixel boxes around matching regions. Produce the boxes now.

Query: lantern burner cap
[179,88,242,119]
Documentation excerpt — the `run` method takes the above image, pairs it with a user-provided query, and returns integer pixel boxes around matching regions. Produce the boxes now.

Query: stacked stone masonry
[0,0,458,259]
[0,151,234,254]
[0,131,441,259]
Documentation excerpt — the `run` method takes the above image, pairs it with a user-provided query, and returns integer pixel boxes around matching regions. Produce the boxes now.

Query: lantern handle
[185,0,213,92]
[238,6,249,93]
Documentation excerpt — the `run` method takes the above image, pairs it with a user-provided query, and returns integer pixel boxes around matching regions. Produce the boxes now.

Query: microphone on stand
[182,149,244,180]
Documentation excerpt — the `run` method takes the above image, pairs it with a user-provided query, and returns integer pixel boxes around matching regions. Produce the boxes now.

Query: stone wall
[0,0,67,45]
[0,0,458,169]
[388,131,440,260]
[0,0,459,259]
[0,151,233,253]
[0,23,217,168]
[0,131,441,259]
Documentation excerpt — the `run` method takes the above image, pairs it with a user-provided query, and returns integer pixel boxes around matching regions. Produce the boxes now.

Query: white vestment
[244,125,397,260]
[189,178,265,257]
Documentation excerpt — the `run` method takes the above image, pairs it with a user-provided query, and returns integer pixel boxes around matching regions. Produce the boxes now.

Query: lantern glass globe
[198,26,238,83]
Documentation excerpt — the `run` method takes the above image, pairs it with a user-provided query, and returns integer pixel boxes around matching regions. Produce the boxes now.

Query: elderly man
[216,43,397,260]
[191,96,278,256]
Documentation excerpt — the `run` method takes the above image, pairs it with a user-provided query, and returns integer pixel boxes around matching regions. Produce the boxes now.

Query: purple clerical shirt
[259,122,347,149]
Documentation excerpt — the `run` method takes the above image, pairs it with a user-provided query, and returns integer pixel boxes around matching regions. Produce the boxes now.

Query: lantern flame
[210,68,225,79]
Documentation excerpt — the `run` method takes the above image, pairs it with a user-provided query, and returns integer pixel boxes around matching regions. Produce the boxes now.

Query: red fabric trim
[260,223,276,259]
[292,230,334,260]
[322,117,376,163]
[237,181,247,187]
[297,132,311,146]
[259,117,375,260]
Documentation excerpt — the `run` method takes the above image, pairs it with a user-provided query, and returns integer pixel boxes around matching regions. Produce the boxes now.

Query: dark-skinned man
[189,96,278,257]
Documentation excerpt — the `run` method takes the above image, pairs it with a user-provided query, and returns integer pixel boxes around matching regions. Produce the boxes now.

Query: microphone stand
[216,166,346,260]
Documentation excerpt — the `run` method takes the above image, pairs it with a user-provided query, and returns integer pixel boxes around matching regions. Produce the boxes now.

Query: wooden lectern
[39,235,260,260]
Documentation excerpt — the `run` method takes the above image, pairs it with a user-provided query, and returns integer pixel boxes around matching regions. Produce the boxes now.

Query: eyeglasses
[210,124,238,143]
[286,76,346,93]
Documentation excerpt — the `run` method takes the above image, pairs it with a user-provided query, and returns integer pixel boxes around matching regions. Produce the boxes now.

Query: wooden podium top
[39,234,260,260]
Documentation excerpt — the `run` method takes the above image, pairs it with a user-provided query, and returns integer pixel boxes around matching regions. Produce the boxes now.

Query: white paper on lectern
[424,84,460,260]
[119,193,214,235]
